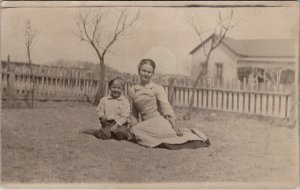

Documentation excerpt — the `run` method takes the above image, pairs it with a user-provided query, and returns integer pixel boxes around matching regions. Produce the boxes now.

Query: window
[215,63,223,81]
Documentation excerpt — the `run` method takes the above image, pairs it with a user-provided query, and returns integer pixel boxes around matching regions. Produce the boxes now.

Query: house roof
[189,35,297,57]
[237,57,295,63]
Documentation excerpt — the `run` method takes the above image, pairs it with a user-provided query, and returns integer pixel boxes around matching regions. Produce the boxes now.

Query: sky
[1,3,298,75]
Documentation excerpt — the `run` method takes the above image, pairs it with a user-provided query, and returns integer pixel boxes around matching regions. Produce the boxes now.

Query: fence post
[168,78,175,107]
[6,56,16,107]
[243,77,247,91]
[7,57,16,96]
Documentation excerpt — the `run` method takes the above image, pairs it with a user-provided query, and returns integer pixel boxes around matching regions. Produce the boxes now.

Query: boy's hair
[108,76,125,89]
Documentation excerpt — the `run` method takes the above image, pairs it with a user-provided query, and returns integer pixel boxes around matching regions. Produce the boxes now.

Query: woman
[128,59,210,150]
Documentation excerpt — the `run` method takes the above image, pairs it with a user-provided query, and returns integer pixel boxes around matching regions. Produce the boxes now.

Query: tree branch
[102,9,140,57]
[75,8,140,63]
[82,10,93,43]
[92,11,103,42]
[187,18,209,57]
[76,21,89,43]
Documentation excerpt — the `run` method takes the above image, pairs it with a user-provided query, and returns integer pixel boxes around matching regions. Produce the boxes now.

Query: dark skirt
[156,139,211,150]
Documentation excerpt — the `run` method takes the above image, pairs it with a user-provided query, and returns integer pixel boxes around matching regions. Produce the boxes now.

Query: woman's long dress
[128,82,209,148]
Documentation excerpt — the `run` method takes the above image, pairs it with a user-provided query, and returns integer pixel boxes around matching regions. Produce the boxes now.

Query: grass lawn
[1,102,298,187]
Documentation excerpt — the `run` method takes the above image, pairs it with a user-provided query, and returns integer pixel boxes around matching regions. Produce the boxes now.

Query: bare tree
[24,20,38,108]
[185,10,235,119]
[253,66,285,91]
[75,8,140,105]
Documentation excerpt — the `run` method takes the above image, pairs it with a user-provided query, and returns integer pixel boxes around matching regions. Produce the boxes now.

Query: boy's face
[110,80,123,98]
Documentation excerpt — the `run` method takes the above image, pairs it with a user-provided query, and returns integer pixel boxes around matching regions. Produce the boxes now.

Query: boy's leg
[94,120,114,139]
[113,124,131,141]
[94,127,111,139]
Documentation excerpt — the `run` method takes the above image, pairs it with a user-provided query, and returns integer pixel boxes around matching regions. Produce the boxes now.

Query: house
[190,35,297,84]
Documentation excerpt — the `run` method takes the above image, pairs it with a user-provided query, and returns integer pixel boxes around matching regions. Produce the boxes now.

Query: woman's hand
[128,115,139,126]
[173,126,183,137]
[165,115,183,137]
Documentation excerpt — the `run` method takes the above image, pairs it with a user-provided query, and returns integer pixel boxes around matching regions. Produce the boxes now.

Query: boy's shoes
[80,128,111,140]
[94,130,110,140]
[80,124,137,142]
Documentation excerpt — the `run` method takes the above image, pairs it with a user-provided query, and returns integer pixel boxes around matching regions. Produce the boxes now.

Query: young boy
[94,76,131,140]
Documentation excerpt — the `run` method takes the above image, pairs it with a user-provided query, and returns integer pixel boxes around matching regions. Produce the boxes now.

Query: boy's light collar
[108,94,123,100]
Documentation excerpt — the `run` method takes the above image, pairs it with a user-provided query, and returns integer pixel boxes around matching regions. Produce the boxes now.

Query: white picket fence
[167,86,292,118]
[1,62,100,101]
[1,61,294,119]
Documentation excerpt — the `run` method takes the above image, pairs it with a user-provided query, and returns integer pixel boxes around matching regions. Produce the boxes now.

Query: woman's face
[139,63,154,84]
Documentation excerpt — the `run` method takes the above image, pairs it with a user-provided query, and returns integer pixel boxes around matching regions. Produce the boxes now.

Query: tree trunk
[185,71,204,119]
[27,46,34,108]
[185,52,211,119]
[168,78,175,107]
[93,57,106,106]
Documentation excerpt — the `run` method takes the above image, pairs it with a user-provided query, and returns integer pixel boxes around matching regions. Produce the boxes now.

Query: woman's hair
[108,76,125,89]
[138,59,156,73]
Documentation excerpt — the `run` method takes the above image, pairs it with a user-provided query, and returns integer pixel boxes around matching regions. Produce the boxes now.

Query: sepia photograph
[0,1,299,189]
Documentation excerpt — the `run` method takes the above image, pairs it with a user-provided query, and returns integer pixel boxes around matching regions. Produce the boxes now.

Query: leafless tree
[24,20,38,108]
[185,10,235,119]
[253,66,285,91]
[75,8,140,105]
[255,65,296,127]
